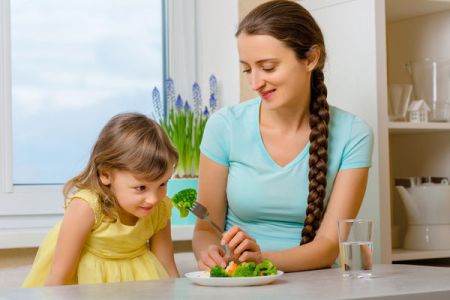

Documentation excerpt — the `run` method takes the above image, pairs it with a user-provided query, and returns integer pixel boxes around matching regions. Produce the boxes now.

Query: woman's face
[237,33,314,110]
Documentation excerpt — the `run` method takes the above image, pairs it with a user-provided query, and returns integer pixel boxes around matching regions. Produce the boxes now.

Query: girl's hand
[221,225,262,263]
[197,244,227,271]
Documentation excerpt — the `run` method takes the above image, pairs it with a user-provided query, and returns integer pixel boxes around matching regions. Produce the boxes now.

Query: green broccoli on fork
[171,188,197,218]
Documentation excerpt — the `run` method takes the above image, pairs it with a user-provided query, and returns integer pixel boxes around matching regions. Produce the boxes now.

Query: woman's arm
[192,154,229,270]
[222,167,369,272]
[150,221,179,278]
[45,198,95,286]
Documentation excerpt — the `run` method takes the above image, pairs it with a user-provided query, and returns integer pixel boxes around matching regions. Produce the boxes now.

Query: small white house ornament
[407,100,430,123]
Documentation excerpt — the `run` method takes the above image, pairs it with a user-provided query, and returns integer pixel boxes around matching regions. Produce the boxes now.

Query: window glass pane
[11,0,163,184]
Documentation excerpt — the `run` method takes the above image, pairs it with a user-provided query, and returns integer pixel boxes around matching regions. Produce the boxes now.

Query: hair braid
[301,69,330,245]
[236,0,330,245]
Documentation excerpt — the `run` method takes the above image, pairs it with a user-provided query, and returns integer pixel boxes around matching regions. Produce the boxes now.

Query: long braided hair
[236,0,330,245]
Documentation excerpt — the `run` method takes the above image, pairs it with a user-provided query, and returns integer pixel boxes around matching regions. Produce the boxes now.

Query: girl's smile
[138,205,153,214]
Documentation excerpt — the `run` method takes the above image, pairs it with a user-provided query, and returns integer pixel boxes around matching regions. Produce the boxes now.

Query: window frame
[0,0,198,248]
[0,0,12,195]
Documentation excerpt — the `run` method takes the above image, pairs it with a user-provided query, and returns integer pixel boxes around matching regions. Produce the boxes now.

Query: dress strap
[66,189,104,229]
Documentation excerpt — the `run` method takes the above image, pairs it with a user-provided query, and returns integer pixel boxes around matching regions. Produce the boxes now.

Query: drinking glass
[388,84,412,121]
[337,219,374,278]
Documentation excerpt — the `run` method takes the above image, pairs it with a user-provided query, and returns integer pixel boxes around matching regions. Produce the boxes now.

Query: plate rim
[184,270,284,286]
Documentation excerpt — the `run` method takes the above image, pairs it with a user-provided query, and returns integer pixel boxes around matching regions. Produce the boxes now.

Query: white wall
[169,0,240,109]
[196,0,240,108]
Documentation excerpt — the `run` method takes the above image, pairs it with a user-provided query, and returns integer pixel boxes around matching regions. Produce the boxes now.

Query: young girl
[23,112,179,287]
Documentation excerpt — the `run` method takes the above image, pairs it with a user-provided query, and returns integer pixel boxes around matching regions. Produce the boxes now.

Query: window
[11,0,164,184]
[0,0,168,247]
[0,0,235,247]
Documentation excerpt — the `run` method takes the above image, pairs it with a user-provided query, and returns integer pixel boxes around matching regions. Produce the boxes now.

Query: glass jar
[408,58,450,122]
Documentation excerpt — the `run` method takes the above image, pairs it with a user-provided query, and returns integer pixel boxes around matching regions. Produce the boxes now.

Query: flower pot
[168,178,198,225]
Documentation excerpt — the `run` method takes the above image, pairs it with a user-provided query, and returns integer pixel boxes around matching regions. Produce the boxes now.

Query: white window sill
[0,185,195,249]
[0,225,194,249]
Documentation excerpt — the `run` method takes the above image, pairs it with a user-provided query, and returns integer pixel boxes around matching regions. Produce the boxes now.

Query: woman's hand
[197,244,228,271]
[221,225,262,263]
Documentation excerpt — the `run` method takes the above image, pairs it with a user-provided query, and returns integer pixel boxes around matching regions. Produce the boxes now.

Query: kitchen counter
[1,264,450,300]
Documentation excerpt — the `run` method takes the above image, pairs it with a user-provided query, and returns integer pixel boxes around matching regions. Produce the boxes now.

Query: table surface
[1,264,450,300]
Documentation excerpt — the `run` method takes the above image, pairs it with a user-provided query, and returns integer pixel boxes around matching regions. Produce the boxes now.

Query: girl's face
[100,168,173,225]
[237,33,317,111]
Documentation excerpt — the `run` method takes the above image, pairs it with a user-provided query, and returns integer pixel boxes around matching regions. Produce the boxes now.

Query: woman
[192,0,373,272]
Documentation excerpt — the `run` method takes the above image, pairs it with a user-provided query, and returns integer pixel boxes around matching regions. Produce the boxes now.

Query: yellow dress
[23,189,172,287]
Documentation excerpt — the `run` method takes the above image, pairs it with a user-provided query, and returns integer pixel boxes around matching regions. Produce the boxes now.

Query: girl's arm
[192,154,229,270]
[222,167,369,272]
[150,221,179,278]
[45,198,95,286]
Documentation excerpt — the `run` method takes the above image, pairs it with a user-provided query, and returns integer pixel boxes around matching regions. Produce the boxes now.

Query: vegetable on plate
[210,259,278,278]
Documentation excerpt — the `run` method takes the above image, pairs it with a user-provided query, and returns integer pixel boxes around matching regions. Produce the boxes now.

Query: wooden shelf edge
[392,248,450,261]
[389,122,450,133]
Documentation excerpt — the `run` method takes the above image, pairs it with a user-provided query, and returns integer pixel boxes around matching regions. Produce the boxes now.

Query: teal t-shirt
[200,98,373,252]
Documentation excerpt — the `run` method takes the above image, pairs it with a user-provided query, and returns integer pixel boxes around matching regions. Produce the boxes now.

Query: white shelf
[392,248,450,261]
[389,122,450,134]
[171,225,194,241]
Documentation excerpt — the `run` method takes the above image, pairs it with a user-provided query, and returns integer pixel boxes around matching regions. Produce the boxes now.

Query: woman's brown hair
[63,112,178,220]
[237,0,329,245]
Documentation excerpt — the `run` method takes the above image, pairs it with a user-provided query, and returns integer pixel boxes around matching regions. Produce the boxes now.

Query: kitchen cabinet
[386,0,450,263]
[300,0,450,264]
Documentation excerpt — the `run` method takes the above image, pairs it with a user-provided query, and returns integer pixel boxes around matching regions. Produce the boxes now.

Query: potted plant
[152,75,218,225]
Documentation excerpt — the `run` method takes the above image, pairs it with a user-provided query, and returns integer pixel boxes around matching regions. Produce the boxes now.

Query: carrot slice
[226,262,238,276]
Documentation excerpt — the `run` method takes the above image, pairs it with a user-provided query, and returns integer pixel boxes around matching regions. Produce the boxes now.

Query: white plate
[184,270,284,287]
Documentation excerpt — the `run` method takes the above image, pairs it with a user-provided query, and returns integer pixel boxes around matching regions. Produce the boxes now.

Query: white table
[1,264,450,299]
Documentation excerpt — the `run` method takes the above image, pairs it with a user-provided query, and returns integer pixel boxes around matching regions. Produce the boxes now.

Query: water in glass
[340,241,373,278]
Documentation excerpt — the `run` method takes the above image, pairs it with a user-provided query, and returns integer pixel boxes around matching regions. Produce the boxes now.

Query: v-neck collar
[254,98,310,170]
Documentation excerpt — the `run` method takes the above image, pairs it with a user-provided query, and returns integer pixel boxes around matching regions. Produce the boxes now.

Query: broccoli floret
[210,265,229,277]
[255,259,277,276]
[232,262,257,277]
[171,188,197,218]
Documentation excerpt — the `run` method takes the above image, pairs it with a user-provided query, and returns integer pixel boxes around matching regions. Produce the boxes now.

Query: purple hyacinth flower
[209,74,217,97]
[175,94,184,111]
[192,82,202,115]
[203,106,209,118]
[184,101,191,113]
[165,78,176,109]
[209,94,217,113]
[152,87,162,120]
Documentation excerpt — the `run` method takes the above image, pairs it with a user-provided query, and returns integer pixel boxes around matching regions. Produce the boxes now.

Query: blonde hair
[63,112,178,220]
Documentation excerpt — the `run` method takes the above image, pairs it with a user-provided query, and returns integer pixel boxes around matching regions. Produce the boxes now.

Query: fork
[188,202,234,260]
[188,202,224,237]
